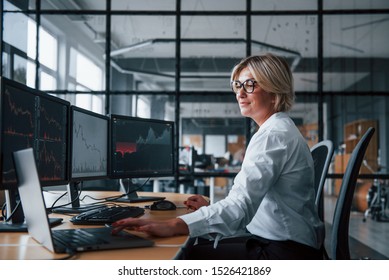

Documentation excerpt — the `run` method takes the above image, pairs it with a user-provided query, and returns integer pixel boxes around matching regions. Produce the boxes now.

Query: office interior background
[1,0,389,258]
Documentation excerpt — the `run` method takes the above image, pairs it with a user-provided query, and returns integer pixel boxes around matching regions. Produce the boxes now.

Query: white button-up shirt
[179,112,325,249]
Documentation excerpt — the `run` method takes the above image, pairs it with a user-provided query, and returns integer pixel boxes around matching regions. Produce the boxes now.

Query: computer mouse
[150,200,177,211]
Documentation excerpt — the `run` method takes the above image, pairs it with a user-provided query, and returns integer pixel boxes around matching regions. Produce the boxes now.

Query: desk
[0,191,193,260]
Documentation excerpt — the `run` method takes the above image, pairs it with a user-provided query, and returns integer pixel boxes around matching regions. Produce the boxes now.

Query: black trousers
[185,235,323,260]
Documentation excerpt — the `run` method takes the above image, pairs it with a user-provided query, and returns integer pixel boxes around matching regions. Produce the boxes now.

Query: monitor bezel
[109,114,175,179]
[0,77,71,189]
[69,106,110,182]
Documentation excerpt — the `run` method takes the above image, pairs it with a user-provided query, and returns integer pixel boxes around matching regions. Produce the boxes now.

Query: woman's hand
[111,217,189,237]
[184,194,209,211]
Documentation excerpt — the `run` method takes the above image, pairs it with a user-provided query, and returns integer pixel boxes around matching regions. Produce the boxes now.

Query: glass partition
[112,0,175,11]
[324,14,389,93]
[110,15,176,93]
[41,0,106,10]
[252,15,318,92]
[110,94,174,121]
[252,0,317,11]
[324,0,389,10]
[181,16,246,92]
[2,0,389,202]
[182,0,245,11]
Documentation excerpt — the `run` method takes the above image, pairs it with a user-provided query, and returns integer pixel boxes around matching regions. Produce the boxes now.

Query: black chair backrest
[311,140,334,221]
[330,127,375,260]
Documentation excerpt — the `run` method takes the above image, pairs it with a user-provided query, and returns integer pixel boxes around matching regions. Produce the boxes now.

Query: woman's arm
[111,217,189,237]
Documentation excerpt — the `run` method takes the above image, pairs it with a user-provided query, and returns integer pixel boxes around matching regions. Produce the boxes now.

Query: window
[70,47,105,113]
[75,52,103,91]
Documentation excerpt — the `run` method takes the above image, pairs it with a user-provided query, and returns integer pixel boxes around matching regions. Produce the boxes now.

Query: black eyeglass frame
[230,79,257,94]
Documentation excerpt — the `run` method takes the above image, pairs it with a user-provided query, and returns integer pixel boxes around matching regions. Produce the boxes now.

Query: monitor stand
[114,179,165,203]
[50,182,106,214]
[0,189,62,232]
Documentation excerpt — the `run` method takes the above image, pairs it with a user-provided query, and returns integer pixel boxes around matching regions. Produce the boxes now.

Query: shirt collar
[258,112,288,132]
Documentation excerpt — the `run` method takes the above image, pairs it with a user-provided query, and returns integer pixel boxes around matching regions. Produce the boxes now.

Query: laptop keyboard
[70,206,145,225]
[53,229,108,248]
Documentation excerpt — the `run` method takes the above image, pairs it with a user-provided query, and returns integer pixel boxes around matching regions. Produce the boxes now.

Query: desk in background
[178,170,239,204]
[0,191,193,260]
[151,168,239,204]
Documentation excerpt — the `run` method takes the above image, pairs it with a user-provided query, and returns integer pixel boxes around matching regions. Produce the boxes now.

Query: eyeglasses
[230,79,257,94]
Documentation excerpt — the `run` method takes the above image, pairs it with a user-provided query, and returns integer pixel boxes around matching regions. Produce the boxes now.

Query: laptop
[13,148,154,254]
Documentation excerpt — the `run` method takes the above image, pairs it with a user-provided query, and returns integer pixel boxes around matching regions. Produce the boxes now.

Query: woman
[112,53,324,260]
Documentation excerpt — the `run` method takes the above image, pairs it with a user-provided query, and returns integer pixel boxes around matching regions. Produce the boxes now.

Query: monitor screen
[110,114,174,178]
[70,106,109,181]
[0,77,70,189]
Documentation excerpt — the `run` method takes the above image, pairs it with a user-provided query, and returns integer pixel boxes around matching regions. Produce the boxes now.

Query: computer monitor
[110,114,174,202]
[70,106,109,181]
[0,77,70,231]
[50,106,110,213]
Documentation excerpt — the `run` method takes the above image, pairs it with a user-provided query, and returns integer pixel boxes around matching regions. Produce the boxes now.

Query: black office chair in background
[329,127,375,260]
[310,140,334,222]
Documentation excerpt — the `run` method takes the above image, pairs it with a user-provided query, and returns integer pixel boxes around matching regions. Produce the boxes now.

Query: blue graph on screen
[136,127,171,145]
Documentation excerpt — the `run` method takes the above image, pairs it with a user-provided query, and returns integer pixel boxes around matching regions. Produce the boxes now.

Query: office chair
[310,140,334,222]
[329,127,375,260]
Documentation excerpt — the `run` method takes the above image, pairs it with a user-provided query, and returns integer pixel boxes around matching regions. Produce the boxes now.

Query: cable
[49,191,68,209]
[4,200,21,223]
[47,178,151,212]
[54,249,78,260]
[48,182,83,211]
[47,183,123,213]
[1,202,6,220]
[47,182,105,212]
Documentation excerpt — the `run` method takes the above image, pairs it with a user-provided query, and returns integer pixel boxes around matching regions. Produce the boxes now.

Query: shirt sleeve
[179,130,289,238]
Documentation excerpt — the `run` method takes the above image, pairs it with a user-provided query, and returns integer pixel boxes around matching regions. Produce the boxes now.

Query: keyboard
[70,206,145,225]
[53,229,108,248]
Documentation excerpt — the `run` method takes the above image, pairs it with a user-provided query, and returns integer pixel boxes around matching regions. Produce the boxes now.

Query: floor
[323,195,389,260]
[213,187,389,260]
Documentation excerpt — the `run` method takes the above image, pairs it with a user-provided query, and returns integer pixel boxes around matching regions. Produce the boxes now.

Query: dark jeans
[185,235,323,260]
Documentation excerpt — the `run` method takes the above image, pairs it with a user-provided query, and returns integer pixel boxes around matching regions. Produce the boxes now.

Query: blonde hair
[230,53,295,112]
